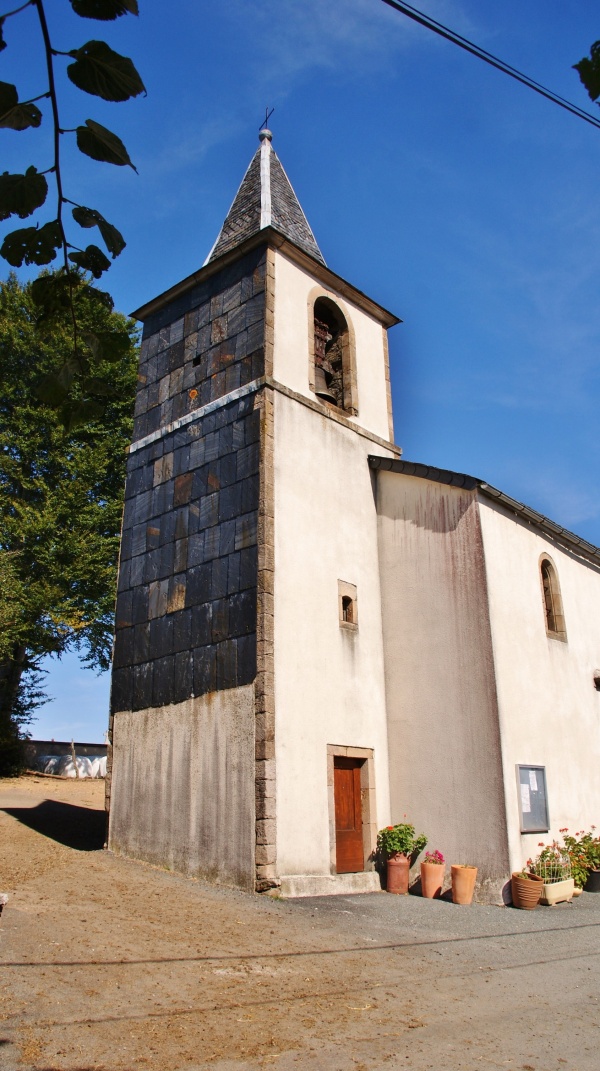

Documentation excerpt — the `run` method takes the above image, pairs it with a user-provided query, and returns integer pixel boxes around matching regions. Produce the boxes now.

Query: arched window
[540,557,567,640]
[309,295,358,414]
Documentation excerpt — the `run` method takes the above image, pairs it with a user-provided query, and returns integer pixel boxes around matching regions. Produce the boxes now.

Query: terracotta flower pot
[511,872,543,910]
[386,853,410,894]
[420,861,444,899]
[451,864,477,905]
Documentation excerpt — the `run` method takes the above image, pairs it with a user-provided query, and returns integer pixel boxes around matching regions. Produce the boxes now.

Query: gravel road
[1,776,598,1071]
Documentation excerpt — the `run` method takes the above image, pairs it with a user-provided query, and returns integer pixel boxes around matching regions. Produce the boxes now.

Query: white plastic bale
[40,755,61,775]
[54,755,94,778]
[89,756,106,778]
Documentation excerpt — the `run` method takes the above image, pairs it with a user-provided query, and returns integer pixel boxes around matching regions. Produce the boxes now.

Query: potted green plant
[511,869,543,910]
[420,849,445,899]
[583,831,600,892]
[560,827,600,892]
[377,823,427,895]
[530,841,574,905]
[450,864,478,905]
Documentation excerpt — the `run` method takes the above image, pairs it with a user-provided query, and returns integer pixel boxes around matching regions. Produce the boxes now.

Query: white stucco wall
[273,392,393,876]
[272,250,391,442]
[478,498,600,873]
[376,472,510,895]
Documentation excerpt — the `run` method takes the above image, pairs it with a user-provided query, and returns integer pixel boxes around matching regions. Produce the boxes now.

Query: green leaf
[0,81,42,131]
[81,283,114,311]
[0,168,48,221]
[82,328,131,363]
[30,271,81,327]
[35,372,68,407]
[70,0,138,18]
[0,19,7,53]
[75,119,136,170]
[72,204,125,257]
[67,40,145,102]
[0,81,16,114]
[30,273,66,310]
[61,397,106,431]
[82,375,119,397]
[574,41,600,102]
[1,221,62,267]
[68,243,111,278]
[0,101,42,131]
[36,358,82,406]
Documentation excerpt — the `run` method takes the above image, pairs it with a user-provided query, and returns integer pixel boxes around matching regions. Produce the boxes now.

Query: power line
[380,0,600,132]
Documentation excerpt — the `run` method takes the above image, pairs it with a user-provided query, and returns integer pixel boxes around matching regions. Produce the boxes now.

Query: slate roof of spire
[205,130,325,266]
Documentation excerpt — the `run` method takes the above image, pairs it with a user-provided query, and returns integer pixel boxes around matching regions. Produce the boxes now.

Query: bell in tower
[313,315,337,404]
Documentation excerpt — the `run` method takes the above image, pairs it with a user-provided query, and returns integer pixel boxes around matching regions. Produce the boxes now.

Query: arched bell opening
[313,297,348,409]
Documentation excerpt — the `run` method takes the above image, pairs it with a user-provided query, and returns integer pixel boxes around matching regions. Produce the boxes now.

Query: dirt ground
[1,776,599,1071]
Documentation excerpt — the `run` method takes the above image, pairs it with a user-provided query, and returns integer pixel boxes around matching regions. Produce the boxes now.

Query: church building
[107,131,600,902]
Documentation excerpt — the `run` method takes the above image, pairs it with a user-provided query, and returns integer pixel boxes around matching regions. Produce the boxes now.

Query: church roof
[369,456,600,567]
[205,130,325,266]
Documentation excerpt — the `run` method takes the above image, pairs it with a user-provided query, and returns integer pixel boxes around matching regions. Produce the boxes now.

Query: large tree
[0,272,137,772]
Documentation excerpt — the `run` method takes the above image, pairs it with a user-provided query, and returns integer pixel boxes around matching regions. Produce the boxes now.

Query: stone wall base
[278,872,383,898]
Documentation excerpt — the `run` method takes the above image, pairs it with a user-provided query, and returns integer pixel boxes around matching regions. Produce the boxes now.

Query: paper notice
[521,783,531,813]
[529,770,538,792]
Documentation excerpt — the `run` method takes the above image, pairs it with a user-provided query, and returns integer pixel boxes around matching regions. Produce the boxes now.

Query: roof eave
[131,226,401,329]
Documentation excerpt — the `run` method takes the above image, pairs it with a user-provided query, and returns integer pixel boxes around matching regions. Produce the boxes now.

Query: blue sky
[3,1,600,740]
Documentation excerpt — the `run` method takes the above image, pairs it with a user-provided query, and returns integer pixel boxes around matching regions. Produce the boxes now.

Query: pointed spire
[205,130,325,266]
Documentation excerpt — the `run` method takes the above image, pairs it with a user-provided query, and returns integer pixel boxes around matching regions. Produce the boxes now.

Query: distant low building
[25,740,107,779]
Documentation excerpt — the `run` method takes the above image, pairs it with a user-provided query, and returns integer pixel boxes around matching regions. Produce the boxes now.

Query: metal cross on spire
[260,106,274,131]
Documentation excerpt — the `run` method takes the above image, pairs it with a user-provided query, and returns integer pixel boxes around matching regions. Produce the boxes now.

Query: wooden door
[334,757,364,873]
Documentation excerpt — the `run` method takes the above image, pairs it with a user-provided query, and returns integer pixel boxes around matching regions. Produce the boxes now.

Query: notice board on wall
[516,765,549,833]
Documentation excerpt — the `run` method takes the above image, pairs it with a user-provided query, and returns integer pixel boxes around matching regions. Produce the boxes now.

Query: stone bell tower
[107,130,400,894]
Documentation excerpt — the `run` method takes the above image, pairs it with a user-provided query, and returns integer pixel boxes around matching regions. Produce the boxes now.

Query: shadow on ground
[1,800,105,851]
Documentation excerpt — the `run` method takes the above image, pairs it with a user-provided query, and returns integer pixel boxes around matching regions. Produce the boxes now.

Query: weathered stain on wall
[376,472,510,898]
[109,688,255,889]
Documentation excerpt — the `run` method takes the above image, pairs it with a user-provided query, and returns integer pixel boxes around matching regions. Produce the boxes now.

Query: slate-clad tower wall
[107,246,269,890]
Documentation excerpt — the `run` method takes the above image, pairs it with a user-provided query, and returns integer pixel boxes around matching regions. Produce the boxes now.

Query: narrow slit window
[338,580,358,630]
[342,595,354,623]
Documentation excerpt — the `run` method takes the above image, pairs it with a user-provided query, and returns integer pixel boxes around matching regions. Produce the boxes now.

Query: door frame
[327,745,377,874]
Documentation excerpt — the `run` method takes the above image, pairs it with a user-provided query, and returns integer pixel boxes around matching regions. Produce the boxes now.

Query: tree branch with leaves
[574,40,600,105]
[0,0,143,426]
